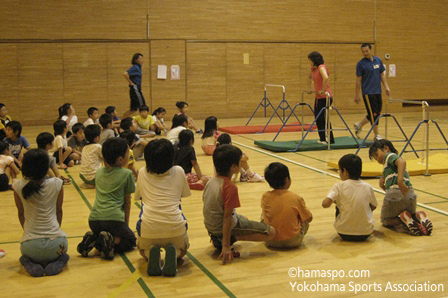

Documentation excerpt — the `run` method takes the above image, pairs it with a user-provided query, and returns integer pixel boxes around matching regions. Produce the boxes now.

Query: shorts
[265,221,309,249]
[20,237,68,265]
[0,173,9,191]
[80,173,95,185]
[137,232,189,258]
[363,94,382,124]
[53,148,72,166]
[89,220,136,252]
[209,214,271,249]
[130,85,146,111]
[381,188,417,225]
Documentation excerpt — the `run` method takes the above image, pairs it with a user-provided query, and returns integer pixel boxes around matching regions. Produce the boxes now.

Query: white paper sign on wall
[389,64,396,77]
[171,65,180,80]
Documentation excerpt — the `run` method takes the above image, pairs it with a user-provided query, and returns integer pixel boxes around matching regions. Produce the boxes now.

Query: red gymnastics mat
[219,123,317,134]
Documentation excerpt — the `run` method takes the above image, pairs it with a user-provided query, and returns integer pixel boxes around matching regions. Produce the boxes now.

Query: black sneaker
[77,231,97,257]
[98,231,115,260]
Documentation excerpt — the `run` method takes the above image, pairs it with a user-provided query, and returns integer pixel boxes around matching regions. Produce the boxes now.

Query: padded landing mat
[327,153,448,177]
[219,123,316,134]
[254,136,370,152]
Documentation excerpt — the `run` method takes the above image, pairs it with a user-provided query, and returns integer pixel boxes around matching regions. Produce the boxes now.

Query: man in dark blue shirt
[354,43,390,141]
[123,53,146,118]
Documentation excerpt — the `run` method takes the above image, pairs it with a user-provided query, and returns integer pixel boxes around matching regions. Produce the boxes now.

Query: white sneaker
[317,140,328,144]
[354,123,362,137]
[247,172,265,182]
[374,134,383,141]
[239,168,248,182]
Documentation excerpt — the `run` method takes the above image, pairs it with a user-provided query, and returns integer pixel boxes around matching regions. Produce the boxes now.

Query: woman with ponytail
[13,149,69,277]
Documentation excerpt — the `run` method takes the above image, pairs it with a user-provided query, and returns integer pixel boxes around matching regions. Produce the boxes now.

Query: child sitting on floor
[174,130,209,190]
[322,154,377,241]
[369,139,432,236]
[0,103,12,140]
[133,105,156,136]
[135,139,191,276]
[262,162,312,249]
[4,121,31,168]
[99,114,115,145]
[167,114,188,145]
[83,107,99,127]
[13,149,69,277]
[119,130,139,180]
[0,140,20,191]
[53,120,77,169]
[176,101,203,134]
[216,133,264,182]
[67,123,87,164]
[80,125,103,189]
[203,145,275,264]
[201,116,220,155]
[77,137,136,260]
[152,107,168,135]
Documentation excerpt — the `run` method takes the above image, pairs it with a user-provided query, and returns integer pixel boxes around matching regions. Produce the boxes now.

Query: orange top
[261,190,312,241]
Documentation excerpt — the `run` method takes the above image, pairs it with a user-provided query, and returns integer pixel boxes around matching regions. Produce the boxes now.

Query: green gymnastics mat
[254,136,372,152]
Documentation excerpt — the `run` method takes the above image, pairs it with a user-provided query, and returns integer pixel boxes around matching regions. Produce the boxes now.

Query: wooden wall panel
[226,44,265,118]
[149,0,373,42]
[150,40,186,118]
[186,43,227,120]
[63,44,108,124]
[0,45,18,117]
[17,44,64,125]
[106,43,150,118]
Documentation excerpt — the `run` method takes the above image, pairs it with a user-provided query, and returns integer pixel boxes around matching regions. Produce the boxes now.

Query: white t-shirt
[61,115,78,132]
[53,135,67,150]
[326,179,377,235]
[80,144,103,180]
[135,165,191,238]
[0,155,13,174]
[167,126,187,144]
[13,178,66,242]
[83,118,99,127]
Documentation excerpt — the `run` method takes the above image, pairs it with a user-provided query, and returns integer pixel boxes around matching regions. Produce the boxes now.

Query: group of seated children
[9,98,434,277]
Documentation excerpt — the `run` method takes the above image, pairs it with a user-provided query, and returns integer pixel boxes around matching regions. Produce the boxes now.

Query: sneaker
[353,123,362,138]
[399,211,423,236]
[239,169,248,182]
[162,245,177,277]
[19,255,45,277]
[415,211,433,236]
[45,254,70,276]
[374,134,383,142]
[247,172,265,182]
[98,231,115,260]
[196,129,204,134]
[147,245,162,276]
[0,249,4,258]
[77,231,97,257]
[317,140,328,145]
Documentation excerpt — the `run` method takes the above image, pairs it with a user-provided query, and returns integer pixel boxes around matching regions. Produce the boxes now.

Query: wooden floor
[1,112,448,297]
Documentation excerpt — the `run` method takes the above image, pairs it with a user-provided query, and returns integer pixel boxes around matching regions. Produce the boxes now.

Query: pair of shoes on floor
[77,231,97,257]
[246,172,265,182]
[399,211,433,236]
[239,169,248,182]
[147,245,177,277]
[353,123,362,138]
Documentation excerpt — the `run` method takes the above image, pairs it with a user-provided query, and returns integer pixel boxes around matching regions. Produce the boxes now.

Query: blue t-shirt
[127,64,142,85]
[4,136,30,158]
[356,56,385,95]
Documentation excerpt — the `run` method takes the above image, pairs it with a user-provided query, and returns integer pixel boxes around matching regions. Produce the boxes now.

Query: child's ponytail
[58,103,71,119]
[21,149,50,199]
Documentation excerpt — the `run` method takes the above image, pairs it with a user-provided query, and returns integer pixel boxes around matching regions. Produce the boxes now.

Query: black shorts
[53,148,72,166]
[0,173,9,191]
[363,94,382,124]
[129,85,146,111]
[89,220,136,252]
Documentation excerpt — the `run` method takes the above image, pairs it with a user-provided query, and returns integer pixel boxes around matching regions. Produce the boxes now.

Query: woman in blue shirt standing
[123,53,146,118]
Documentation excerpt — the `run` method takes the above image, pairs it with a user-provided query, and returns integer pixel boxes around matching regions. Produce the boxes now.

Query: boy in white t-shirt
[83,107,100,127]
[322,154,377,241]
[135,139,191,276]
[80,125,103,189]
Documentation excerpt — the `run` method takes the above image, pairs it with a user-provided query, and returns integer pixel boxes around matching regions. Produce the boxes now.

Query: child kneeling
[77,138,136,260]
[322,154,377,241]
[203,145,275,265]
[262,162,312,249]
[135,139,191,276]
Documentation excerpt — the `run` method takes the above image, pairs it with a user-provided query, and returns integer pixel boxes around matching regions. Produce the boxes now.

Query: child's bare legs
[187,117,200,132]
[236,227,276,242]
[67,160,75,167]
[139,249,148,262]
[70,152,81,162]
[240,160,253,176]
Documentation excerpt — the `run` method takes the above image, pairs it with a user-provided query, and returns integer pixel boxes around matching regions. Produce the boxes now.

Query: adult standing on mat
[354,43,390,141]
[307,51,335,144]
[123,53,146,118]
